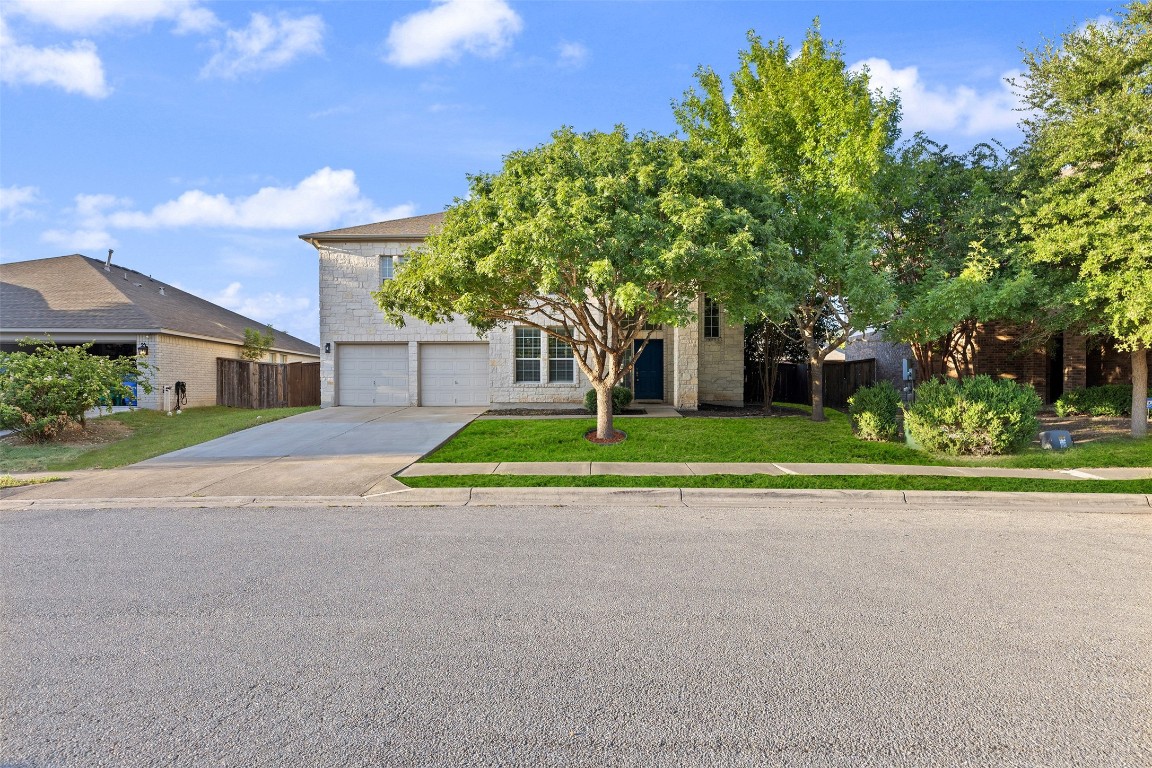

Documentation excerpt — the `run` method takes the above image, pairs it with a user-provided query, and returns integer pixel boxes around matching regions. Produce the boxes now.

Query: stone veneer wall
[698,301,745,406]
[488,325,588,406]
[317,240,485,407]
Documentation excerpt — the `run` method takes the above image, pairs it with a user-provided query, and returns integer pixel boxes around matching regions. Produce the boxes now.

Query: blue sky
[0,0,1115,344]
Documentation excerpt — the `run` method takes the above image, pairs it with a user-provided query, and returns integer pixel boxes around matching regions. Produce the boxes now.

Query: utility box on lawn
[1039,430,1074,450]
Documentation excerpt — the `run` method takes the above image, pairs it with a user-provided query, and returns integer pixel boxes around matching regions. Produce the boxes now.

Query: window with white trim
[703,296,721,339]
[548,332,574,383]
[379,255,394,283]
[515,327,541,382]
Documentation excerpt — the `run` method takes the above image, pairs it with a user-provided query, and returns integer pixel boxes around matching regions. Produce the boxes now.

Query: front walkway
[400,461,1152,481]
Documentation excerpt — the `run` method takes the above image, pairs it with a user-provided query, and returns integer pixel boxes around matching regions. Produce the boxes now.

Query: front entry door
[633,339,664,400]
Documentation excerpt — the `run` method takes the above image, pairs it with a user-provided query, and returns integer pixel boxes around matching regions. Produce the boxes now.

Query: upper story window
[703,296,721,339]
[515,327,541,382]
[379,255,394,283]
[548,332,575,383]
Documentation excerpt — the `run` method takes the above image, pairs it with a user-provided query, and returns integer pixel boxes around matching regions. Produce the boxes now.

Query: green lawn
[421,409,1152,469]
[401,474,1152,494]
[0,406,317,473]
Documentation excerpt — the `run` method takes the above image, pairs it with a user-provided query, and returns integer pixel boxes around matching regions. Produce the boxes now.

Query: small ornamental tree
[1016,3,1152,437]
[0,339,152,442]
[374,126,768,440]
[241,325,275,361]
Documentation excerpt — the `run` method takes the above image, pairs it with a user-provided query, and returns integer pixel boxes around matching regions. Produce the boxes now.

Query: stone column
[673,319,699,410]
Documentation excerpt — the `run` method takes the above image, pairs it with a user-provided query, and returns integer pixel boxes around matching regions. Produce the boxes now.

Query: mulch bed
[677,403,811,418]
[0,419,131,446]
[485,408,647,416]
[585,429,627,445]
[1035,413,1133,444]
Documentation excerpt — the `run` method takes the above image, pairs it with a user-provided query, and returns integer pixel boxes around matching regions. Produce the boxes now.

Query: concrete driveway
[2,406,484,500]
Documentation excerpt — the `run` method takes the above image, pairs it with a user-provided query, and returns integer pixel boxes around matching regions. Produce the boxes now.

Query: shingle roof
[0,254,319,356]
[299,211,445,240]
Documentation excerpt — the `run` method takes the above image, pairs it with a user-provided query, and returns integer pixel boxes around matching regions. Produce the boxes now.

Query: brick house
[845,323,1148,403]
[301,212,745,409]
[1,254,320,409]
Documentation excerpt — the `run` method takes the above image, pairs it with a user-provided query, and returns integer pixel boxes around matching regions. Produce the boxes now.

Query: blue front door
[633,339,664,400]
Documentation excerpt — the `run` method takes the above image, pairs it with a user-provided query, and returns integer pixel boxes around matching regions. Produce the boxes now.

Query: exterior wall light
[137,341,149,356]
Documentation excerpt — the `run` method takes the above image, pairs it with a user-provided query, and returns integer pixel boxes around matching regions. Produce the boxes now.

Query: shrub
[0,340,152,442]
[848,381,901,441]
[584,386,634,415]
[905,375,1041,456]
[1055,385,1133,417]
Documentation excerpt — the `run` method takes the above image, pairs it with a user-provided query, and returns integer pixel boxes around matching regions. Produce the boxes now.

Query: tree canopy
[878,137,1021,380]
[1016,2,1152,436]
[676,23,900,420]
[374,126,767,439]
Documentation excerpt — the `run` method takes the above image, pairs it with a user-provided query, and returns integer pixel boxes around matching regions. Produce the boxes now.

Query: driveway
[2,406,484,500]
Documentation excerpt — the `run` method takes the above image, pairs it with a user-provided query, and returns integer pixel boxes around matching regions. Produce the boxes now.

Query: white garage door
[338,344,409,406]
[420,343,490,406]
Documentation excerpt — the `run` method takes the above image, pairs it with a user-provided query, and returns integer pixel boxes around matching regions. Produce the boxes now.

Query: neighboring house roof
[299,212,445,241]
[0,254,319,356]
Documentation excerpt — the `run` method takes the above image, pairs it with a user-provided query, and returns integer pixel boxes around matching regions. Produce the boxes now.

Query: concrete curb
[2,488,1149,512]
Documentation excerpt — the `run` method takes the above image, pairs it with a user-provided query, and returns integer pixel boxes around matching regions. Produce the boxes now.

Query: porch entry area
[633,339,664,401]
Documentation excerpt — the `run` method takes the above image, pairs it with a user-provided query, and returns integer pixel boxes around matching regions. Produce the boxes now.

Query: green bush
[905,375,1041,456]
[848,381,901,441]
[584,386,634,415]
[1055,385,1134,417]
[0,340,152,442]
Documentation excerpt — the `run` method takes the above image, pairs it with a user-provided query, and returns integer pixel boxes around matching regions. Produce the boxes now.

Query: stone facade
[310,218,750,410]
[698,302,745,406]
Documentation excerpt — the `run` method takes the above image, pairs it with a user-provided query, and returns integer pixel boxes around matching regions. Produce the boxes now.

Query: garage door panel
[420,344,490,406]
[338,344,409,406]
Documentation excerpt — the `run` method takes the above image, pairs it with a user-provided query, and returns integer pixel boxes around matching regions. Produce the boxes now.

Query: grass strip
[0,406,317,472]
[400,474,1152,494]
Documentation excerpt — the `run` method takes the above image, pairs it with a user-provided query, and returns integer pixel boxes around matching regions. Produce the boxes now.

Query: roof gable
[1,255,318,356]
[300,211,445,240]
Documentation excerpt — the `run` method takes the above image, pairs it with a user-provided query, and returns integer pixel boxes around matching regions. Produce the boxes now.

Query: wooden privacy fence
[745,358,876,409]
[822,358,876,408]
[216,359,320,409]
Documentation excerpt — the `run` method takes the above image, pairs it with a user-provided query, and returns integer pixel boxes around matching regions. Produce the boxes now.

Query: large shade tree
[374,126,768,440]
[1016,2,1151,437]
[677,24,900,421]
[878,137,1020,381]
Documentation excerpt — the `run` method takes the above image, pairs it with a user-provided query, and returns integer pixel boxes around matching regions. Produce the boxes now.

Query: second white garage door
[420,343,490,406]
[338,344,409,406]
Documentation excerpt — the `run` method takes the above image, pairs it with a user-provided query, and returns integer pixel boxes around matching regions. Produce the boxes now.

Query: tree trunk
[594,380,616,440]
[1131,345,1148,439]
[765,359,779,415]
[809,357,826,422]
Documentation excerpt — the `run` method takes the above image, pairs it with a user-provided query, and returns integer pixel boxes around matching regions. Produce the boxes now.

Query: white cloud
[0,185,42,222]
[40,227,117,252]
[852,58,1024,137]
[1077,15,1116,34]
[0,16,109,98]
[201,13,325,79]
[209,282,316,340]
[557,41,588,69]
[385,0,522,67]
[2,0,218,34]
[63,169,415,232]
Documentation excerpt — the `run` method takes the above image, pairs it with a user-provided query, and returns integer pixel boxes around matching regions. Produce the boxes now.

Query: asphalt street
[2,502,1149,767]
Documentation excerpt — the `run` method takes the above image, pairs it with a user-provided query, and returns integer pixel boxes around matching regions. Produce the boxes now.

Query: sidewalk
[399,461,1152,481]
